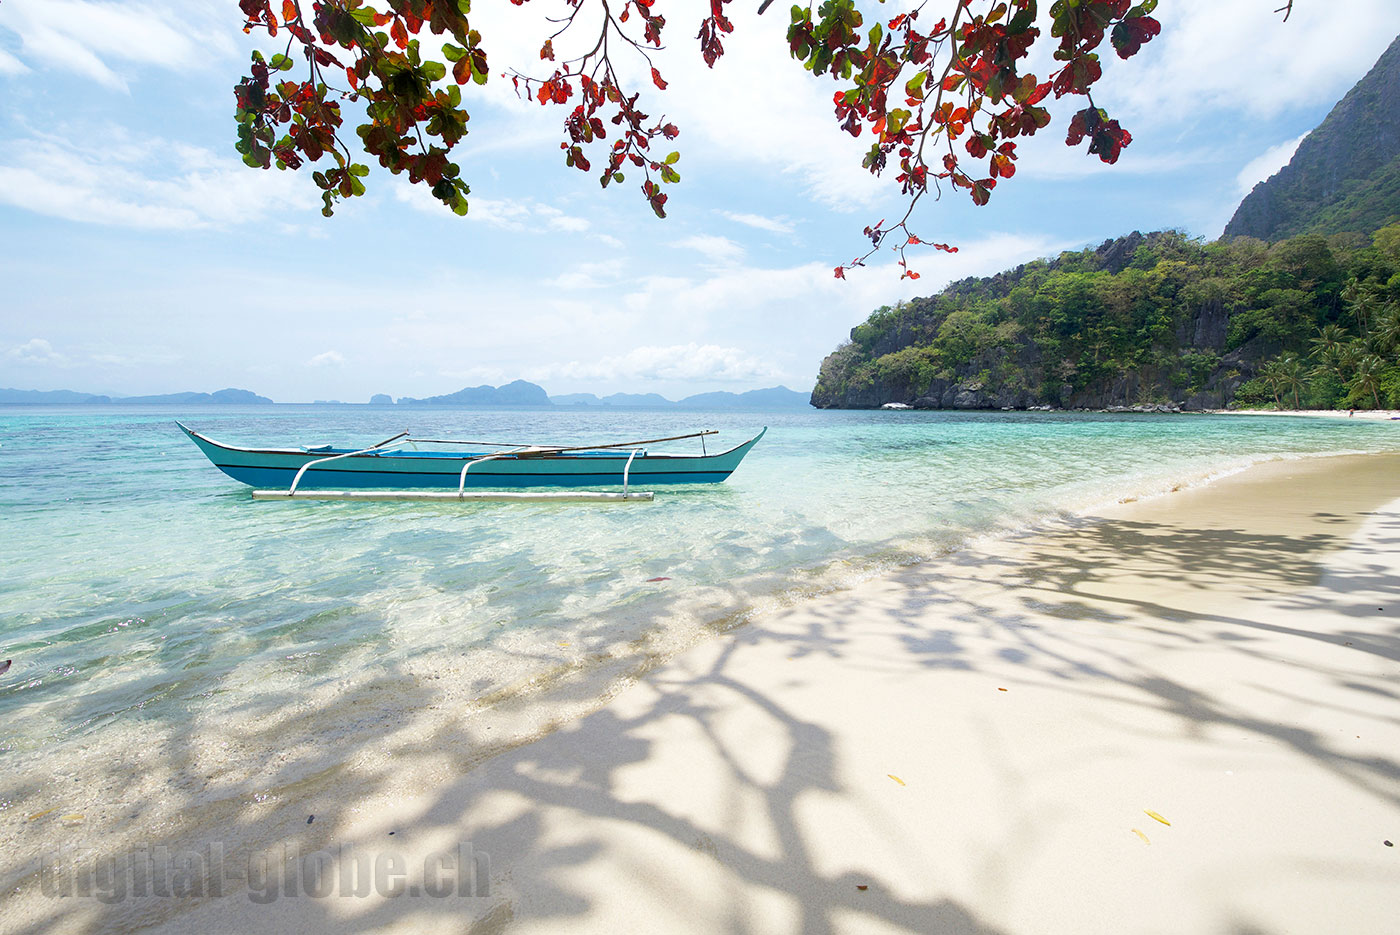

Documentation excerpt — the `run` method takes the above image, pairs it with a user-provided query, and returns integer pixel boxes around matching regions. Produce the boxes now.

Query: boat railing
[623,449,642,498]
[457,448,530,495]
[287,431,408,495]
[398,429,716,454]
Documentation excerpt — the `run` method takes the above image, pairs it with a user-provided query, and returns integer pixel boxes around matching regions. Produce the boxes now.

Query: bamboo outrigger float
[176,422,766,503]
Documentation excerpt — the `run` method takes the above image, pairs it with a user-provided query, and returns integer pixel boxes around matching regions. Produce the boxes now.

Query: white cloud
[393,183,591,232]
[719,211,795,235]
[1236,132,1307,195]
[1010,126,1213,181]
[307,350,346,367]
[1,0,227,90]
[642,9,883,211]
[533,204,591,232]
[672,234,745,265]
[544,259,627,291]
[537,343,781,384]
[0,48,30,75]
[7,338,65,363]
[1110,0,1400,121]
[465,4,882,211]
[0,134,317,229]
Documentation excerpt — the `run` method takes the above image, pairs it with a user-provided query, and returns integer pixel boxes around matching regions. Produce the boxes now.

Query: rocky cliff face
[1224,35,1400,241]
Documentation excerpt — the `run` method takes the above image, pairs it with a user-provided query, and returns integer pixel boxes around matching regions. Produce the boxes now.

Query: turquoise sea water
[2,406,1399,814]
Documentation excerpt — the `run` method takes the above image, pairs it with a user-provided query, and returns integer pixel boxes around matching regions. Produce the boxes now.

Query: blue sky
[3,1,1399,402]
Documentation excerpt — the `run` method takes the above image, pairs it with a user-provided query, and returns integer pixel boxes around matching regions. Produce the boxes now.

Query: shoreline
[10,449,1399,933]
[1205,407,1400,421]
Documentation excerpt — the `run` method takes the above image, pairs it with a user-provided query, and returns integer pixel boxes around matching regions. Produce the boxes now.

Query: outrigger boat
[177,422,765,503]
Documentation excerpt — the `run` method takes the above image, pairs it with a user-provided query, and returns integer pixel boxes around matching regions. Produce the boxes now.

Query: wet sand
[11,453,1400,934]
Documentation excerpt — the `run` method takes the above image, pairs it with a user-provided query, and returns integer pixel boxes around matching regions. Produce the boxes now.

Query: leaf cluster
[232,1,1172,261]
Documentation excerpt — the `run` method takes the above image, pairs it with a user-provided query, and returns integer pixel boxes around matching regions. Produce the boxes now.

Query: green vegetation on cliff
[812,227,1400,410]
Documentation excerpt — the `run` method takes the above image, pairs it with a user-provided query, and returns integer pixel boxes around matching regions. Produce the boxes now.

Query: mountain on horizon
[0,387,271,405]
[1224,34,1400,240]
[396,379,551,407]
[3,380,814,408]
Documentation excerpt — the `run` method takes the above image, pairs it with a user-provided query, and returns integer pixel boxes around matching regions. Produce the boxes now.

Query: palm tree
[1335,340,1366,381]
[1341,279,1379,335]
[1258,359,1286,408]
[1375,302,1400,357]
[1309,346,1339,383]
[1309,323,1348,359]
[1276,353,1305,409]
[1349,355,1385,409]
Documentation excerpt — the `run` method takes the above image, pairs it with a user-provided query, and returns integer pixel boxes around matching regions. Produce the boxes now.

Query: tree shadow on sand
[6,507,1400,934]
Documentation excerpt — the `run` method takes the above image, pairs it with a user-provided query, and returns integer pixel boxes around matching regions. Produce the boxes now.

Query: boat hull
[177,423,764,490]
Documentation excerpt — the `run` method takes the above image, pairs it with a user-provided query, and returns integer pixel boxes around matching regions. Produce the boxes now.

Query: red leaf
[281,0,297,22]
[651,67,667,90]
[833,266,846,279]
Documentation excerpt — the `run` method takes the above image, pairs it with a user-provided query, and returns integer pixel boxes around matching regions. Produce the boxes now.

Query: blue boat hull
[177,423,764,490]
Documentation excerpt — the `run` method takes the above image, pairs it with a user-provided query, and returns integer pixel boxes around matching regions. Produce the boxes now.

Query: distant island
[0,387,274,406]
[2,381,814,409]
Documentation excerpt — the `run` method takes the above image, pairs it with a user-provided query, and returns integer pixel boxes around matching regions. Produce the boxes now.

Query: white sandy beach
[11,452,1400,935]
[1208,408,1400,421]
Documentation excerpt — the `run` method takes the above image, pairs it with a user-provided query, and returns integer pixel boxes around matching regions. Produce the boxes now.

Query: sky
[3,0,1399,402]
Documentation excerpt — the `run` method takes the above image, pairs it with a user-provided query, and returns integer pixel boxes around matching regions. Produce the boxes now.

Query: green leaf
[421,61,446,82]
[349,8,377,26]
[456,0,472,14]
[613,172,624,183]
[269,53,294,71]
[349,163,369,177]
[441,43,466,62]
[664,151,680,164]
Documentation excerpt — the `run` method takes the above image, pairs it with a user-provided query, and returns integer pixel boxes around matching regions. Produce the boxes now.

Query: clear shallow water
[2,406,1399,777]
